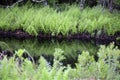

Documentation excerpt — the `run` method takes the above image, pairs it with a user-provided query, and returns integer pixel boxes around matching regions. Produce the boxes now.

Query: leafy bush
[0,43,120,80]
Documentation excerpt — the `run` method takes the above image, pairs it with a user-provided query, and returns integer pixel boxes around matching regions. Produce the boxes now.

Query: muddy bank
[0,29,35,39]
[0,29,120,44]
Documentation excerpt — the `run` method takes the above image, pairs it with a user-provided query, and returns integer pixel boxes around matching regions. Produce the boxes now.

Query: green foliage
[0,5,120,36]
[69,43,120,80]
[48,0,58,6]
[97,43,120,79]
[0,43,120,80]
[15,49,25,58]
[115,0,120,5]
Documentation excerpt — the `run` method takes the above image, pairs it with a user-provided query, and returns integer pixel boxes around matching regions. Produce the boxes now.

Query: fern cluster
[0,44,120,80]
[0,5,120,36]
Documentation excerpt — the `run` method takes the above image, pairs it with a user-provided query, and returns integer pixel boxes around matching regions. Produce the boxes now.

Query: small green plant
[69,43,120,80]
[0,43,120,80]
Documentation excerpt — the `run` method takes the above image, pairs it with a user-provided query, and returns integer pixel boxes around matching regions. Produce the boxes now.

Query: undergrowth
[0,5,120,36]
[0,43,120,80]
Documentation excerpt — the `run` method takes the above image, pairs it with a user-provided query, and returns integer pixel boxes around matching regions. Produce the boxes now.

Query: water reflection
[0,38,98,59]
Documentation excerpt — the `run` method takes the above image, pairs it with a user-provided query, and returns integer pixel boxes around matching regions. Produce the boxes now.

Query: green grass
[0,43,120,80]
[0,5,120,36]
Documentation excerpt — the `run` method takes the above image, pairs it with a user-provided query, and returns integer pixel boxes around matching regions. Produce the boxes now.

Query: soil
[0,29,120,44]
[0,29,35,40]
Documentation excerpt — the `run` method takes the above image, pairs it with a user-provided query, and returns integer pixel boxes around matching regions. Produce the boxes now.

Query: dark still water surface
[0,38,99,57]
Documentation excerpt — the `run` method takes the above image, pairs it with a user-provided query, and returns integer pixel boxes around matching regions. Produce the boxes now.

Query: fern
[0,5,119,36]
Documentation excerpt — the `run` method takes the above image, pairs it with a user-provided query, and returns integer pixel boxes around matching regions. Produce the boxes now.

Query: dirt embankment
[0,29,120,44]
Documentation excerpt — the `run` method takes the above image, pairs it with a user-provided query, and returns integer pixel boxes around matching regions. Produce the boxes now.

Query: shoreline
[0,29,119,44]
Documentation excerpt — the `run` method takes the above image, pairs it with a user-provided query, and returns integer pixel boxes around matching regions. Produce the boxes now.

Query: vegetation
[0,43,120,80]
[115,0,120,5]
[0,5,120,36]
[0,1,120,80]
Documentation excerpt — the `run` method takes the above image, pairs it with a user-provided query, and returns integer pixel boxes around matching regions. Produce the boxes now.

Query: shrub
[0,43,120,79]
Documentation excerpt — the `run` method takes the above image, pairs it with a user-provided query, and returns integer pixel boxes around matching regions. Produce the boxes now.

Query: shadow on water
[0,38,119,67]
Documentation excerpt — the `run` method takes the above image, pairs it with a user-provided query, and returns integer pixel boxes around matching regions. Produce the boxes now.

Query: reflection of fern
[0,39,98,59]
[0,41,13,53]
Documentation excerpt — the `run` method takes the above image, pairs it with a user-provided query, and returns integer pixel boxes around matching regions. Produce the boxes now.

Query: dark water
[0,38,119,67]
[0,38,98,56]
